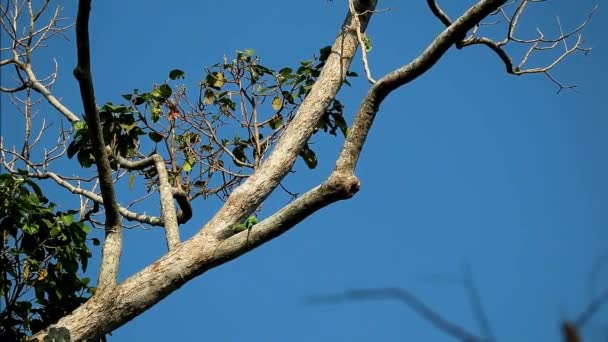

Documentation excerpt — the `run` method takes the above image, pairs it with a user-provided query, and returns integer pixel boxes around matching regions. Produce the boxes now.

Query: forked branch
[427,0,596,92]
[108,148,193,250]
[0,0,79,121]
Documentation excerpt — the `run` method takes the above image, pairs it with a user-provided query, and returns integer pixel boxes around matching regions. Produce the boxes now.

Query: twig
[349,0,375,84]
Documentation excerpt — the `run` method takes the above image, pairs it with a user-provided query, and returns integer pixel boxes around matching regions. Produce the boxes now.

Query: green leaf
[271,97,282,111]
[61,214,74,226]
[72,121,85,131]
[169,69,185,80]
[151,105,162,123]
[132,96,146,105]
[148,131,164,143]
[78,221,90,234]
[319,45,332,62]
[232,145,248,165]
[278,67,292,76]
[363,34,372,52]
[183,158,194,172]
[159,84,172,98]
[299,145,318,169]
[334,114,348,137]
[232,223,247,232]
[245,216,258,229]
[50,225,61,238]
[212,72,225,88]
[128,174,135,190]
[204,90,214,104]
[121,93,133,101]
[269,114,282,130]
[23,223,39,235]
[67,140,80,159]
[77,151,94,168]
[150,88,162,98]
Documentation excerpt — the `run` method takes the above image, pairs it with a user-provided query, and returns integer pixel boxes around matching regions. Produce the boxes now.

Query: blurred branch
[574,288,608,329]
[462,264,495,342]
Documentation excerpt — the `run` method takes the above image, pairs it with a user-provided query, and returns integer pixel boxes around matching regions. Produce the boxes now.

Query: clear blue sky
[1,1,607,341]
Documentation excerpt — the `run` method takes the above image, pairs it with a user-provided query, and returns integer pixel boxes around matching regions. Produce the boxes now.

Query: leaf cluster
[0,173,96,341]
[64,46,357,201]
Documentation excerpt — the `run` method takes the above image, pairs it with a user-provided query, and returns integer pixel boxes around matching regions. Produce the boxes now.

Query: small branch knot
[330,173,361,198]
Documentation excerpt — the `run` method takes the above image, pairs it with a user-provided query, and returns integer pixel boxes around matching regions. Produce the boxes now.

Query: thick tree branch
[337,0,508,172]
[199,0,377,242]
[73,0,121,291]
[28,0,593,340]
[31,2,378,340]
[211,172,360,262]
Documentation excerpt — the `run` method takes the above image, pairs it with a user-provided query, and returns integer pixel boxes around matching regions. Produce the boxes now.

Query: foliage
[66,47,356,200]
[232,216,259,232]
[0,173,96,341]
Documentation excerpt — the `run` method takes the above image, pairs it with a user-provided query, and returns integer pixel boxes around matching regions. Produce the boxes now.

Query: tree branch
[199,0,377,242]
[307,287,485,342]
[337,0,508,172]
[109,149,193,250]
[73,0,121,291]
[427,0,596,92]
[31,2,377,339]
[0,1,79,122]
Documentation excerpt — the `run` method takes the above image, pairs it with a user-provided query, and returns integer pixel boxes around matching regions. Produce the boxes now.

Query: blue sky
[1,0,607,341]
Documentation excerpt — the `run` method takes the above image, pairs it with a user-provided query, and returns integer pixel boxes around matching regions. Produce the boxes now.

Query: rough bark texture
[29,0,513,340]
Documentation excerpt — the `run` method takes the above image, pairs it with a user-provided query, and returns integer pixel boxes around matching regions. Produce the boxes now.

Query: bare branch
[428,0,596,91]
[462,264,495,342]
[307,287,485,342]
[0,0,79,122]
[574,287,608,329]
[336,0,508,173]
